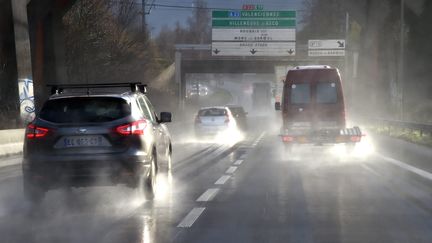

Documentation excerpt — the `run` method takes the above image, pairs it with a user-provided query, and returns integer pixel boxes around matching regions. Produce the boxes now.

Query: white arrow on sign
[212,42,296,56]
[308,39,345,49]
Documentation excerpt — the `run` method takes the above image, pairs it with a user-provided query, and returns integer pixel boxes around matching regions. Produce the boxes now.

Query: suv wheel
[165,146,172,172]
[23,178,45,204]
[135,155,156,200]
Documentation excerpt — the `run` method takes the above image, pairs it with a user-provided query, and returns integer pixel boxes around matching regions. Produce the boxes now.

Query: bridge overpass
[1,0,75,126]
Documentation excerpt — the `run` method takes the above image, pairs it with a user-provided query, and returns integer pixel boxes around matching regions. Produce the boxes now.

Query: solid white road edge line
[361,164,382,177]
[215,175,231,185]
[196,188,220,202]
[377,153,432,181]
[177,207,206,228]
[226,166,237,174]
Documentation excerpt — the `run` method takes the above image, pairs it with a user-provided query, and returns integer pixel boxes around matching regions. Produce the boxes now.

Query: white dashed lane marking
[196,188,220,202]
[178,138,260,228]
[226,166,237,174]
[177,207,206,228]
[215,175,231,185]
[234,159,243,165]
[251,132,266,147]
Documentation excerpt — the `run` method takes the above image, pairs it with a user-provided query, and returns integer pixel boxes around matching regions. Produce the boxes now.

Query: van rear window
[317,82,338,103]
[290,84,310,104]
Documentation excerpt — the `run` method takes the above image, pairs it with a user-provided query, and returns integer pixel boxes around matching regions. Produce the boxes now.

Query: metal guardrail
[374,119,432,136]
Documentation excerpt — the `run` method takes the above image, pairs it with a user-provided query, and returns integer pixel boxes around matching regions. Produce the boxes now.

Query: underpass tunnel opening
[178,59,345,119]
[183,73,277,117]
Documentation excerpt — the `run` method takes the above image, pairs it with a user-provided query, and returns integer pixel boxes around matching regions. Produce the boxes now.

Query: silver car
[194,107,237,137]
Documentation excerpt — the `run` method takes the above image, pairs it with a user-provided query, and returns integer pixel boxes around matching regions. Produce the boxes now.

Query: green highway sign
[211,7,297,56]
[212,10,296,19]
[212,19,296,28]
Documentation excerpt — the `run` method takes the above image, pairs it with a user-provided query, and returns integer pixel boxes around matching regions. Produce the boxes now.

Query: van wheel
[23,179,45,204]
[284,144,293,154]
[346,143,355,154]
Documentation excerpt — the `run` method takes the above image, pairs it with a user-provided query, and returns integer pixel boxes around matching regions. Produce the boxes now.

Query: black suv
[22,83,172,202]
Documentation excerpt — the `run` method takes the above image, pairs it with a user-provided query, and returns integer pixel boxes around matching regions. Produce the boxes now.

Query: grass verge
[368,125,432,147]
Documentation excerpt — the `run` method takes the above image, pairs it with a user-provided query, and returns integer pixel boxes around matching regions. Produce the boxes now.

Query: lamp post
[399,0,405,120]
[142,0,146,33]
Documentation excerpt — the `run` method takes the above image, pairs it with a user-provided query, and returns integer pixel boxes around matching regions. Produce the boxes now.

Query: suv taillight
[115,120,147,135]
[26,124,49,139]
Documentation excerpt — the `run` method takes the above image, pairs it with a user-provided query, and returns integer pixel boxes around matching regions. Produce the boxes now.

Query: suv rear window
[316,82,338,103]
[39,97,131,123]
[198,108,227,116]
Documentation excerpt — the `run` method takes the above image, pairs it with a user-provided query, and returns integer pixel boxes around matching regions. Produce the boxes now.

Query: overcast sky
[146,0,305,37]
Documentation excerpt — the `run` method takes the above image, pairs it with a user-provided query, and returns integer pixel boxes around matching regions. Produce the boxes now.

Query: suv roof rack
[47,82,147,95]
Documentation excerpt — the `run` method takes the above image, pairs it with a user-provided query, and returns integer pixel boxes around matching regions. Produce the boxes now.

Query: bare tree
[63,0,162,83]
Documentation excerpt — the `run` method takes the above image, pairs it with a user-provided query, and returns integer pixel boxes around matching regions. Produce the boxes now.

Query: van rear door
[284,83,314,129]
[283,69,345,130]
[314,81,345,129]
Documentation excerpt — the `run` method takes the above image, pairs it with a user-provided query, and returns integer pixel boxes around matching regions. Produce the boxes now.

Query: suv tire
[134,154,156,200]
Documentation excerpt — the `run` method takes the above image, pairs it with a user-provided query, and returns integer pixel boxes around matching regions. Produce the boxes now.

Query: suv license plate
[61,136,105,148]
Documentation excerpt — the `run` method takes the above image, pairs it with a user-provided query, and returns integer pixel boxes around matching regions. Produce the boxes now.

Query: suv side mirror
[275,102,281,111]
[159,112,172,123]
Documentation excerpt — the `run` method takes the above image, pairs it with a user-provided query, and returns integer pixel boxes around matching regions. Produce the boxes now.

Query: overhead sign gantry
[211,4,296,57]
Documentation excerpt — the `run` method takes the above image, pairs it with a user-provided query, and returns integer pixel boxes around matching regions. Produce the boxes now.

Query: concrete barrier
[0,129,24,157]
[0,129,24,144]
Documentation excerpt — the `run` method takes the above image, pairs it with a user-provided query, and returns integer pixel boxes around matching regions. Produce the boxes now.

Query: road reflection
[0,170,176,243]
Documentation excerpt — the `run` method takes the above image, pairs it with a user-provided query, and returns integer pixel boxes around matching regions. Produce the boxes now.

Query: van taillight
[26,124,49,139]
[115,120,147,135]
[350,136,361,142]
[282,135,294,142]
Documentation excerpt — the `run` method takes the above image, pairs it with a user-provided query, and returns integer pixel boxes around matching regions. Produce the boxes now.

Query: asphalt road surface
[0,117,431,243]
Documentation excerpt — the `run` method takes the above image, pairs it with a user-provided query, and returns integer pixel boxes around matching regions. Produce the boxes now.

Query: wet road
[0,119,432,242]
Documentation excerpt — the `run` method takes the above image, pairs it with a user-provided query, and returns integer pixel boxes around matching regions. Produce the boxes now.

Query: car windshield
[198,108,227,116]
[290,83,311,104]
[316,82,338,103]
[39,97,130,123]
